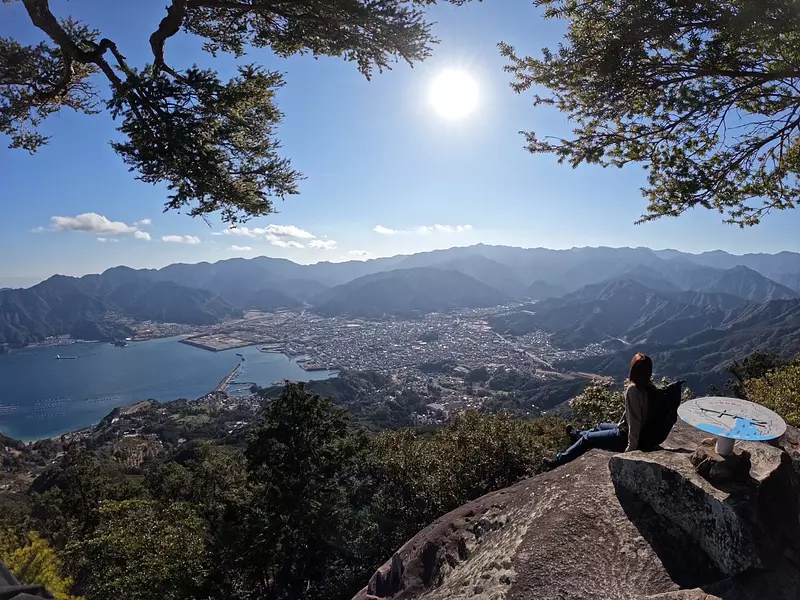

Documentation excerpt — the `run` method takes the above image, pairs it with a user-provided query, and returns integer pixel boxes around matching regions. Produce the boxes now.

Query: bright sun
[429,70,478,120]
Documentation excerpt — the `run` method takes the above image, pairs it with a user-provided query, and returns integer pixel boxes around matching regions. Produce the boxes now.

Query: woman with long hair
[555,353,655,465]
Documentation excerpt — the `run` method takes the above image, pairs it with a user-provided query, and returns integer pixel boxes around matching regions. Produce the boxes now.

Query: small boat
[55,354,77,360]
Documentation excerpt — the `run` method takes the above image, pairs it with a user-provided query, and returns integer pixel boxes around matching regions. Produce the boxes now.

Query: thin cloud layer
[309,239,338,250]
[212,224,339,251]
[96,237,119,243]
[133,231,151,241]
[271,240,304,249]
[230,245,252,252]
[374,224,473,235]
[419,224,473,233]
[213,224,315,240]
[162,235,201,245]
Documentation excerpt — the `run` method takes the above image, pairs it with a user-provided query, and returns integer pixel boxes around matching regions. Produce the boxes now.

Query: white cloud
[271,240,304,249]
[49,213,138,235]
[230,245,253,252]
[309,239,338,250]
[348,250,371,257]
[135,218,152,227]
[419,224,473,233]
[96,237,119,243]
[214,224,315,240]
[374,224,473,235]
[133,231,151,241]
[162,234,201,244]
[264,224,315,239]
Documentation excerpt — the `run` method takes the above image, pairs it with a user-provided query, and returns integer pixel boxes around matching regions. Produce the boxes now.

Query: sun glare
[429,70,478,120]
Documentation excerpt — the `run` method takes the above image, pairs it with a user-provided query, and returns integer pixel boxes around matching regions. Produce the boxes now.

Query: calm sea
[0,337,336,441]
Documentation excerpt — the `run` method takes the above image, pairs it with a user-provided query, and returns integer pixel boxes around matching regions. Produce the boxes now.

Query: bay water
[0,336,336,441]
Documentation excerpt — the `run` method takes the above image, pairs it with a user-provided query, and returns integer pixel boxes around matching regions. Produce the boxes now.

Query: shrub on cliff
[0,531,80,600]
[745,360,800,426]
[366,411,568,558]
[570,382,625,425]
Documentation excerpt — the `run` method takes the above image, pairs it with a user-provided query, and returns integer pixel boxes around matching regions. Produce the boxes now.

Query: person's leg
[557,427,625,464]
[584,426,626,451]
[596,423,618,431]
[557,434,590,464]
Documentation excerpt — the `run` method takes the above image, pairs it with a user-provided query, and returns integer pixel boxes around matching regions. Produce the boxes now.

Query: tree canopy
[2,0,472,222]
[501,0,800,226]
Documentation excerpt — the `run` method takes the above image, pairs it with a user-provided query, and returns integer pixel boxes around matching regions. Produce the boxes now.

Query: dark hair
[629,353,653,388]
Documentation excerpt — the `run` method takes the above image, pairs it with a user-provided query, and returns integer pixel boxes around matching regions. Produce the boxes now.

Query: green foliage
[3,0,475,222]
[745,360,800,426]
[0,19,99,152]
[238,382,369,599]
[0,531,81,600]
[725,351,789,398]
[65,500,207,600]
[569,382,624,426]
[145,442,249,531]
[367,411,568,556]
[501,0,800,225]
[28,448,143,546]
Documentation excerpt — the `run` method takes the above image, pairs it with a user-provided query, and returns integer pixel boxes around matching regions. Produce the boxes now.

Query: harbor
[0,336,337,441]
[214,363,242,393]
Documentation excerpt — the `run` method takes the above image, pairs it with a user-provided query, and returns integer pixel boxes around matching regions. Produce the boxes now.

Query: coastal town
[179,306,607,375]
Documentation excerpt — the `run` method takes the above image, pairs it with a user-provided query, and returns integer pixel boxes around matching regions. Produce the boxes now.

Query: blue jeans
[558,423,626,465]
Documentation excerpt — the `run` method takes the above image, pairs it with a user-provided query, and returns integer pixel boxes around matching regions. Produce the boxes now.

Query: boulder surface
[354,421,800,600]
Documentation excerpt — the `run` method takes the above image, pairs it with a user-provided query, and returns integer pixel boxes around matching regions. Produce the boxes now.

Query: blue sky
[3,0,800,288]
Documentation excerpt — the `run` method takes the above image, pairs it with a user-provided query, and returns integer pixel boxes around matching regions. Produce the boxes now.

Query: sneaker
[542,456,559,470]
[566,425,580,442]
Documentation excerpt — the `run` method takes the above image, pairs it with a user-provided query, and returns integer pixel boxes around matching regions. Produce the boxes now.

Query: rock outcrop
[354,421,800,600]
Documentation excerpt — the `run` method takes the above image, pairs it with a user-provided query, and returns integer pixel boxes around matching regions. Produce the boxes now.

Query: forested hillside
[1,352,797,600]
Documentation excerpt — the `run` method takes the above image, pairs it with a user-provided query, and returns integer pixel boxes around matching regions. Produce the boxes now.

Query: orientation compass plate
[678,396,786,441]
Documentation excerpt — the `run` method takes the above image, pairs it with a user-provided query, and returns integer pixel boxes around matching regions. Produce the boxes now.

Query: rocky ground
[354,421,800,600]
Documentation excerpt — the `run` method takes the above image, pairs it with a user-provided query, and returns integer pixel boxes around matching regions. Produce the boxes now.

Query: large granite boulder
[609,435,798,576]
[354,420,800,600]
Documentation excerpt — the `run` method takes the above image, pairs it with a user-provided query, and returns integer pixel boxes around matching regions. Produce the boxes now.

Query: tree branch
[34,51,74,102]
[20,0,124,90]
[189,0,262,9]
[150,0,189,76]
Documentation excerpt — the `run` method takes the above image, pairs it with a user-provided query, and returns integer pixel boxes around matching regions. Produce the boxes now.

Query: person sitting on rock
[554,353,654,465]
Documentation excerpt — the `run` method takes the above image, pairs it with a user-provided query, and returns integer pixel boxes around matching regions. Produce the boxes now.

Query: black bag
[637,381,684,451]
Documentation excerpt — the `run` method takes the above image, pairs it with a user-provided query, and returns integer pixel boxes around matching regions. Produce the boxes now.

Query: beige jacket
[619,383,648,452]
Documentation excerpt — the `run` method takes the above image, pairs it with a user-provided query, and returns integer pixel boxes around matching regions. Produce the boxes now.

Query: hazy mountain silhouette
[4,245,800,351]
[313,268,511,317]
[0,272,239,345]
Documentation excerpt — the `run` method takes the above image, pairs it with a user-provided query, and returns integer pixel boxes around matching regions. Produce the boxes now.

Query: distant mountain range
[314,268,512,318]
[491,277,800,388]
[0,270,240,345]
[2,246,800,361]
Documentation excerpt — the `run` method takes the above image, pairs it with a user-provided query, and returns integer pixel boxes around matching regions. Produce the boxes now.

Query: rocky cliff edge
[353,421,800,600]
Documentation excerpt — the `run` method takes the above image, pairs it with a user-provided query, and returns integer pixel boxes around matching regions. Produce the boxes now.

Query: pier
[214,363,242,393]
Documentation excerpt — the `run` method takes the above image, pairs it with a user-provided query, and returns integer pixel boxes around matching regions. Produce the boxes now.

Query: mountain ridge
[3,245,799,359]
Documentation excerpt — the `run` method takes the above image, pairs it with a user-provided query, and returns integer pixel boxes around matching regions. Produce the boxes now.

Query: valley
[3,244,800,412]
